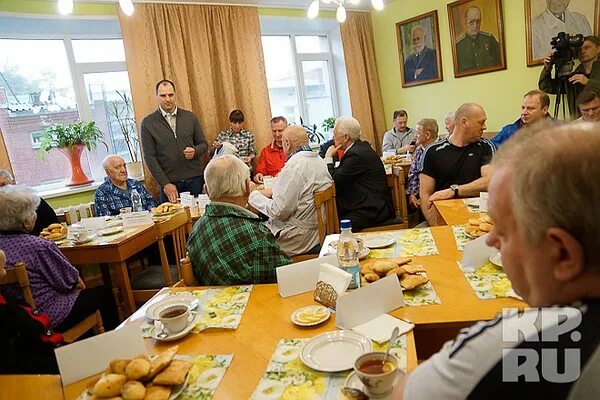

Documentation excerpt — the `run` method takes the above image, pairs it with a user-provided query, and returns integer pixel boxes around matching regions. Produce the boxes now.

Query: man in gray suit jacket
[141,80,208,203]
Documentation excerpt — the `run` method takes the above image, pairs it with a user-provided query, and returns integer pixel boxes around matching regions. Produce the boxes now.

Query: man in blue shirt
[491,90,550,148]
[94,155,158,216]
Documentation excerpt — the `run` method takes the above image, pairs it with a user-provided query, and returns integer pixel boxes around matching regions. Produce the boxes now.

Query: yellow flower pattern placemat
[141,286,252,337]
[251,336,407,400]
[358,228,439,258]
[401,273,441,306]
[452,225,473,251]
[463,198,479,213]
[462,262,522,300]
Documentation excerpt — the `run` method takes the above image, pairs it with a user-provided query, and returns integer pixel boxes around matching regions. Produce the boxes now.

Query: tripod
[553,77,571,120]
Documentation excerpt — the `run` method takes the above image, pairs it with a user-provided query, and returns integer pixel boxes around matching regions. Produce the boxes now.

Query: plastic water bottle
[337,219,361,289]
[131,189,143,212]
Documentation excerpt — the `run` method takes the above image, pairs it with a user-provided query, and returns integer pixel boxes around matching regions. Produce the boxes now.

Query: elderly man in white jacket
[249,125,332,256]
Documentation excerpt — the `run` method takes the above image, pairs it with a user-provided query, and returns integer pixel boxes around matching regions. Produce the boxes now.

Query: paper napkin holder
[313,281,338,310]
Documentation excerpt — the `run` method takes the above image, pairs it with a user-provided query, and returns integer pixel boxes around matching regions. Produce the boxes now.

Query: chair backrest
[388,165,409,225]
[154,208,192,285]
[0,262,36,310]
[314,184,340,244]
[179,255,197,286]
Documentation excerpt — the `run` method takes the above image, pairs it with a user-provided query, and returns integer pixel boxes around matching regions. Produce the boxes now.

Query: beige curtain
[118,3,271,196]
[340,12,387,155]
[0,128,13,175]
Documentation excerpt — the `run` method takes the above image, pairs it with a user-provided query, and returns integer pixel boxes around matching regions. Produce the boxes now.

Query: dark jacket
[327,140,394,231]
[31,198,59,237]
[140,108,208,186]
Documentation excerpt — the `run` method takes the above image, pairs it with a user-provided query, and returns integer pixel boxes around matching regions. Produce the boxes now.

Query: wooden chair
[0,262,104,343]
[130,208,192,304]
[362,165,409,232]
[314,184,340,244]
[180,256,197,287]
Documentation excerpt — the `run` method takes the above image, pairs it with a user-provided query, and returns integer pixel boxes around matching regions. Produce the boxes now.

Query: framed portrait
[525,0,600,66]
[396,10,443,88]
[447,0,506,78]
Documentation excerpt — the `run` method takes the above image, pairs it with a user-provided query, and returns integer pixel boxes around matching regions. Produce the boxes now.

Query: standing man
[406,119,438,211]
[382,110,416,155]
[491,90,551,148]
[420,103,495,226]
[404,25,438,83]
[456,6,501,73]
[577,88,600,122]
[141,79,208,203]
[253,116,288,184]
[532,0,592,60]
[325,116,394,231]
[539,35,600,118]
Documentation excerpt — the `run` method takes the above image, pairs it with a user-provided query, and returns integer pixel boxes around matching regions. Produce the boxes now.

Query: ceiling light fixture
[57,0,73,15]
[307,0,384,23]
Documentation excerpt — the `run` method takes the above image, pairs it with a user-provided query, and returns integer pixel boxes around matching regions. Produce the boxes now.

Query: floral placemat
[463,198,479,213]
[452,225,473,251]
[461,262,522,300]
[403,278,441,306]
[176,354,233,400]
[251,336,407,400]
[359,228,439,257]
[142,286,252,337]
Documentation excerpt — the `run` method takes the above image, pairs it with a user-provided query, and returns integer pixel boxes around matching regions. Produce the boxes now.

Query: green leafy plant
[109,90,140,162]
[300,117,325,144]
[38,121,108,159]
[321,117,335,132]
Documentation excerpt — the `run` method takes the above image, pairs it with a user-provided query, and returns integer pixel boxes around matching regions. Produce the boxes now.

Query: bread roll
[372,260,398,274]
[125,358,151,381]
[479,222,492,232]
[364,273,380,282]
[92,374,127,398]
[386,267,405,276]
[121,381,146,400]
[109,359,130,375]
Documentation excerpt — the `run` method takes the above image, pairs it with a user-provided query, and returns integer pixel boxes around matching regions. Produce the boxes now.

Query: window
[262,34,338,142]
[0,37,138,189]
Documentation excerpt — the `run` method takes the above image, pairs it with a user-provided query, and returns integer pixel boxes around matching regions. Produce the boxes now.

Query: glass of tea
[158,305,190,334]
[354,351,399,397]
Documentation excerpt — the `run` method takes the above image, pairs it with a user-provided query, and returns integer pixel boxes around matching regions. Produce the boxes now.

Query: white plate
[97,226,124,236]
[464,198,480,207]
[145,294,197,320]
[300,330,372,372]
[344,371,401,400]
[362,235,395,249]
[291,305,331,327]
[489,252,503,267]
[329,241,371,260]
[151,313,199,342]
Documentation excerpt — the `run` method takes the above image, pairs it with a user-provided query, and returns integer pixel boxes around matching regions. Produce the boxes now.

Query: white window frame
[0,33,132,192]
[262,33,340,127]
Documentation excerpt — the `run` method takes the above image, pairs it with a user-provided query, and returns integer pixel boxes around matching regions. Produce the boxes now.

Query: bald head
[453,103,487,143]
[102,155,128,187]
[464,6,482,37]
[282,125,309,157]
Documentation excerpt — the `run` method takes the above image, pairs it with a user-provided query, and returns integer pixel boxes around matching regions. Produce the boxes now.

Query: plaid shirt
[407,145,427,196]
[217,128,256,158]
[187,202,291,286]
[94,177,158,216]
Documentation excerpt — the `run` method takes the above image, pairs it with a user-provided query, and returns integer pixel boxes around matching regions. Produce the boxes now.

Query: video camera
[550,32,584,78]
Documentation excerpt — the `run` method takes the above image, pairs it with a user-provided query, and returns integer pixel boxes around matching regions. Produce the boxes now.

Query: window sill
[36,181,103,200]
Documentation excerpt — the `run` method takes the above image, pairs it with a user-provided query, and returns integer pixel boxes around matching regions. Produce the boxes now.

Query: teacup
[158,305,190,334]
[354,352,399,397]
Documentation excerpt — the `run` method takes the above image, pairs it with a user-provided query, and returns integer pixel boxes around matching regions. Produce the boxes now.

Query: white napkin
[318,263,352,296]
[461,234,496,272]
[351,314,414,344]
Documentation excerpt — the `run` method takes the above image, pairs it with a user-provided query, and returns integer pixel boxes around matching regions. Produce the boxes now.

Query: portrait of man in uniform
[448,0,507,77]
[396,10,443,88]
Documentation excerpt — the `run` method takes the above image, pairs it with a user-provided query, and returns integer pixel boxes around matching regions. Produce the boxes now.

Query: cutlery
[383,327,400,366]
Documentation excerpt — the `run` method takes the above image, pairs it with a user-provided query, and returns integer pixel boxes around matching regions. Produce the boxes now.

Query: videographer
[539,35,600,119]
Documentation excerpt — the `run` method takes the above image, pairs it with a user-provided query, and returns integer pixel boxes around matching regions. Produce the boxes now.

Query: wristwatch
[450,184,459,198]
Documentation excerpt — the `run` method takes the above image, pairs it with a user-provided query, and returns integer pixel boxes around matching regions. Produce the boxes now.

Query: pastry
[400,274,429,290]
[403,264,426,274]
[152,360,192,386]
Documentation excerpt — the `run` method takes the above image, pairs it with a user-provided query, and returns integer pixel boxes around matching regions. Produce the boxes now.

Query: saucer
[489,252,503,267]
[344,371,401,400]
[145,294,197,320]
[151,313,199,342]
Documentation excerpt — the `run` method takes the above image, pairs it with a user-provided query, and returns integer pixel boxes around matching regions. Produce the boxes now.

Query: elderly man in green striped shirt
[187,154,291,286]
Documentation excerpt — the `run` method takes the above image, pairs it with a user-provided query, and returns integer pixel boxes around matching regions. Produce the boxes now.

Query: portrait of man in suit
[397,10,443,87]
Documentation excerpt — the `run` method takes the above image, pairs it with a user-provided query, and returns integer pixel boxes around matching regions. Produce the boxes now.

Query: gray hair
[204,154,250,200]
[493,122,600,268]
[0,185,41,231]
[335,116,361,142]
[0,168,14,186]
[102,155,124,170]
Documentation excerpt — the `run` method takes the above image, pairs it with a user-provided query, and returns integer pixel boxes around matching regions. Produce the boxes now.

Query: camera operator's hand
[543,53,553,70]
[569,74,589,86]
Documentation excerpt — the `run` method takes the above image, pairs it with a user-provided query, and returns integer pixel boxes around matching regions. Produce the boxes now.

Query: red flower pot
[57,144,93,186]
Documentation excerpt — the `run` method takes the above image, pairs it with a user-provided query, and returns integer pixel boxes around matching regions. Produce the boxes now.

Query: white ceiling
[96,0,391,11]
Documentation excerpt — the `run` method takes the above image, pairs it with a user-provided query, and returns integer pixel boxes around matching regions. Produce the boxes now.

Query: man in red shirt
[254,116,288,183]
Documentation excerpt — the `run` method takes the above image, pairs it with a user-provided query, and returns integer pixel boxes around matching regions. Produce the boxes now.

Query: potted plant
[321,117,336,136]
[109,91,143,179]
[38,121,107,186]
[299,117,325,145]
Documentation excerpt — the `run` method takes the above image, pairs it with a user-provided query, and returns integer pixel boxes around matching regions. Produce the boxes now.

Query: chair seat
[131,265,178,290]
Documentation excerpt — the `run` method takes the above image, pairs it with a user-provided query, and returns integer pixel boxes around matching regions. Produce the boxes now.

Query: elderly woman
[0,185,118,331]
[212,109,256,166]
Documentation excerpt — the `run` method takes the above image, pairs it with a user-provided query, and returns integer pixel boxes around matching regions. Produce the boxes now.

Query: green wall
[45,191,95,208]
[0,0,115,15]
[371,0,545,132]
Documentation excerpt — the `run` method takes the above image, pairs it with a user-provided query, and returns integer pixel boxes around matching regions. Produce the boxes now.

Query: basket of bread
[39,223,68,241]
[359,257,429,291]
[153,202,181,217]
[81,346,191,400]
[383,155,406,164]
[465,215,494,238]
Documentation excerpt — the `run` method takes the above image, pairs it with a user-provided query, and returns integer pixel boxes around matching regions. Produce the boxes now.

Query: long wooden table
[63,284,418,400]
[0,375,64,400]
[433,198,480,225]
